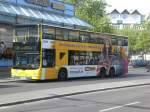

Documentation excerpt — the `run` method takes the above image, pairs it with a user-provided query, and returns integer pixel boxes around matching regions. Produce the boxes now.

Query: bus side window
[124,39,128,46]
[80,32,90,43]
[43,27,55,39]
[69,30,79,42]
[43,33,53,39]
[60,52,65,60]
[63,30,69,40]
[69,51,102,65]
[56,28,63,40]
[42,49,55,67]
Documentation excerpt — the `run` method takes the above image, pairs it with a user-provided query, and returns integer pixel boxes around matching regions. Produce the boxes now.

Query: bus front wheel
[58,69,68,81]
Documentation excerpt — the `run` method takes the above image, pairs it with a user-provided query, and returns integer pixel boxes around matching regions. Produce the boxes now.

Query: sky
[105,0,150,16]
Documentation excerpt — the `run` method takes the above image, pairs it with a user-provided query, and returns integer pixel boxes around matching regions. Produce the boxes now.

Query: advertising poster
[0,24,13,67]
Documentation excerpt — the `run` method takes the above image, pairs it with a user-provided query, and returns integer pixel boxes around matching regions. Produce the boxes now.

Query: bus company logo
[59,43,100,50]
[70,70,83,74]
[85,67,96,71]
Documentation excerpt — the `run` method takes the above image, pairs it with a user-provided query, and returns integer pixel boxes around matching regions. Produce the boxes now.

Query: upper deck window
[56,28,69,41]
[90,33,104,44]
[122,38,128,46]
[80,32,90,43]
[56,28,63,40]
[63,30,69,40]
[15,25,39,42]
[111,38,118,45]
[43,27,55,39]
[69,30,79,42]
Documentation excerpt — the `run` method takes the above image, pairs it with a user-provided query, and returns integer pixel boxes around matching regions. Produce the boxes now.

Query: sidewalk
[0,67,11,79]
[0,78,150,107]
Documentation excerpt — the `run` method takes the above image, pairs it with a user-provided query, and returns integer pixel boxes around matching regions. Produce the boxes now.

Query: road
[0,84,150,112]
[0,67,149,95]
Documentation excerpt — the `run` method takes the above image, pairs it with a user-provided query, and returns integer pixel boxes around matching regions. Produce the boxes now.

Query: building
[0,0,92,67]
[108,9,145,29]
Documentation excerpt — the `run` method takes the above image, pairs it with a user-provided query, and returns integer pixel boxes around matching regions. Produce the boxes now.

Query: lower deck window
[42,49,55,67]
[69,51,102,65]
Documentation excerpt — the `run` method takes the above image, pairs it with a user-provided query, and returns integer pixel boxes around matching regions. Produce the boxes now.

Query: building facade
[0,0,91,67]
[108,9,145,29]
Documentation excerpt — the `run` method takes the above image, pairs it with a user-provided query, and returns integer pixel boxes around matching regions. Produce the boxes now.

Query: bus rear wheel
[100,68,106,78]
[58,69,67,81]
[109,68,115,78]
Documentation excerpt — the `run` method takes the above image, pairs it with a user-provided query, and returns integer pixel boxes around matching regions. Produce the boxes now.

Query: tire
[58,69,67,81]
[100,68,106,78]
[109,68,115,78]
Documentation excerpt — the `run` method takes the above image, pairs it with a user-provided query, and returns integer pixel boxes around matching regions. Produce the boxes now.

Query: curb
[0,78,17,83]
[0,79,150,108]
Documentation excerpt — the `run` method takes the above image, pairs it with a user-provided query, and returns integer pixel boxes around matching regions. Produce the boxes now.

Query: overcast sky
[105,0,150,16]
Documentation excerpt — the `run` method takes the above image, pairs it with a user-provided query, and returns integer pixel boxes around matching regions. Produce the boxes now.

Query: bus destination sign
[13,42,39,51]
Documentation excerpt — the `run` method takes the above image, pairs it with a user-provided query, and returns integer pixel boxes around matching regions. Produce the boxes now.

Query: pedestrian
[145,62,150,72]
[0,41,6,58]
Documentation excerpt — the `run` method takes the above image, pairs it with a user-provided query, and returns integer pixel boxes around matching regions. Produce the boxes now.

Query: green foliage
[63,0,114,33]
[115,28,137,52]
[115,20,150,53]
[63,0,81,4]
[75,0,114,33]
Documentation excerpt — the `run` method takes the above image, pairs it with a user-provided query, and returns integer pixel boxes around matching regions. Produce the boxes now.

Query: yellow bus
[11,24,128,80]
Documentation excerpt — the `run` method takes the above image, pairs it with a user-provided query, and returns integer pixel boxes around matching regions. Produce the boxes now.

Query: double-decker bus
[11,24,128,80]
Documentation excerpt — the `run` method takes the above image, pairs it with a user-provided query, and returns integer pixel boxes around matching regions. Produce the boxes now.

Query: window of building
[117,20,123,24]
[133,15,139,19]
[122,14,128,19]
[111,14,118,19]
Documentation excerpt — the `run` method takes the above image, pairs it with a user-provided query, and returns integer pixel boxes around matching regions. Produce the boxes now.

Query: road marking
[124,102,140,106]
[99,102,140,112]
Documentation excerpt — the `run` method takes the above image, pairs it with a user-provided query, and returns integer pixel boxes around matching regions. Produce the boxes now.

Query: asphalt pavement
[0,85,150,112]
[0,67,150,110]
[0,67,150,96]
[0,67,10,79]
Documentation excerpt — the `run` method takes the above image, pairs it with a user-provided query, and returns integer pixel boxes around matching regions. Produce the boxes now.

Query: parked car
[131,60,149,67]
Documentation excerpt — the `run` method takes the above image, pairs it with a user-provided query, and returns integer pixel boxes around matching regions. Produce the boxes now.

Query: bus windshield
[13,52,40,69]
[14,25,39,43]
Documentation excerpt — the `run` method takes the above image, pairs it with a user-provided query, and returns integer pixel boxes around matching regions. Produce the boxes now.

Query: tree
[63,0,81,4]
[115,19,150,54]
[115,28,138,53]
[75,0,114,33]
